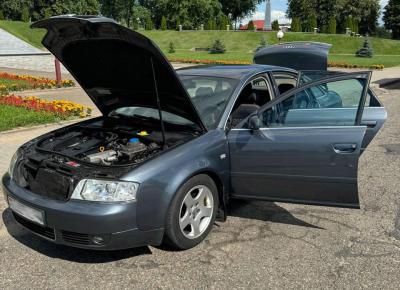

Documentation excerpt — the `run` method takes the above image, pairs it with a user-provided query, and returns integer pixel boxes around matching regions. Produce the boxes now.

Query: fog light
[92,236,105,245]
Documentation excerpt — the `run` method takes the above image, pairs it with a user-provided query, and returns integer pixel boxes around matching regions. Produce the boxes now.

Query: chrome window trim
[230,125,367,131]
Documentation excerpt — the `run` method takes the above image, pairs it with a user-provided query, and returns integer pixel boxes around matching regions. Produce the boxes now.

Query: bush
[356,37,374,58]
[247,20,255,31]
[291,18,301,32]
[255,36,268,52]
[210,39,226,54]
[307,12,317,32]
[272,20,279,31]
[145,15,154,30]
[0,10,4,20]
[21,7,30,22]
[328,17,337,34]
[161,16,167,30]
[168,42,175,53]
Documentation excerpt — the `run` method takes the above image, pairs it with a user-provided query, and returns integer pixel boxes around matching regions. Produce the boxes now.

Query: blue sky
[249,0,389,24]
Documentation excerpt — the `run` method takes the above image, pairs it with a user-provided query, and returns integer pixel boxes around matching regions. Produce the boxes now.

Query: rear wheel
[165,175,219,250]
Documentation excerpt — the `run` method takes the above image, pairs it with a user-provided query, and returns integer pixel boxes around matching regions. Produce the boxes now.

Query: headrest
[195,87,214,98]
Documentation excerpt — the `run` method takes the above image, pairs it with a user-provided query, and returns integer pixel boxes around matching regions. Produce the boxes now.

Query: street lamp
[277,29,284,42]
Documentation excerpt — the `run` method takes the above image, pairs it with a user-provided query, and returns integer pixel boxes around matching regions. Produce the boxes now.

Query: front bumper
[2,174,164,250]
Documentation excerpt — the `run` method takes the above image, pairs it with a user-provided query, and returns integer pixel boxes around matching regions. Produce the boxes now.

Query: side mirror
[247,114,260,130]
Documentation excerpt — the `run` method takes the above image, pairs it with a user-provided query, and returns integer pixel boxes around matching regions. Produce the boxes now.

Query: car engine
[37,128,161,166]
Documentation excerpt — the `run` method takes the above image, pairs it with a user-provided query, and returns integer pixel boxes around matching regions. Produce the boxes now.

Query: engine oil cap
[129,138,140,143]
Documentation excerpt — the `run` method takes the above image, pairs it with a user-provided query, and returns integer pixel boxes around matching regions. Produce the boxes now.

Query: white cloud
[244,10,290,24]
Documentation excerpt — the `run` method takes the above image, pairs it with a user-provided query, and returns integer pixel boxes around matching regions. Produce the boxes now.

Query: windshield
[179,75,239,129]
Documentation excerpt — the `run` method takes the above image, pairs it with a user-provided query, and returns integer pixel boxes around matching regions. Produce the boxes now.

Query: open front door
[228,72,384,208]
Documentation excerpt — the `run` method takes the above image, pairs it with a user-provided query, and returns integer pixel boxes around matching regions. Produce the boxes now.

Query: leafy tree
[272,20,279,31]
[291,17,301,32]
[145,14,153,30]
[307,12,317,32]
[161,16,167,30]
[328,17,337,34]
[168,41,175,53]
[66,0,100,15]
[383,0,400,39]
[219,0,263,28]
[210,39,226,54]
[0,10,4,20]
[218,14,230,30]
[356,37,373,57]
[247,20,255,31]
[21,6,30,22]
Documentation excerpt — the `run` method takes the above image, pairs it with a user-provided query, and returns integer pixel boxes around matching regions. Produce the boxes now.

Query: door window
[261,78,367,128]
[272,72,298,95]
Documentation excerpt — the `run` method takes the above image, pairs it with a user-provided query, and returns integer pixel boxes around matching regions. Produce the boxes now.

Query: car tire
[164,174,219,250]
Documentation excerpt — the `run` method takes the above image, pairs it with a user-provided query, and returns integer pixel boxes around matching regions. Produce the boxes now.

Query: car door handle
[361,120,377,128]
[333,143,358,154]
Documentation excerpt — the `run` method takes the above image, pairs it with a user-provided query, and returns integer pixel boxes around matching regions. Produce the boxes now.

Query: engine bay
[36,119,197,167]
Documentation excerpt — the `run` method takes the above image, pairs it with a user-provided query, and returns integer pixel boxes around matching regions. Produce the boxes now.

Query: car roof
[176,64,297,80]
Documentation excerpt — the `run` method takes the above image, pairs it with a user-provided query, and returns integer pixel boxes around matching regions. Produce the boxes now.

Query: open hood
[32,16,206,131]
[254,42,332,71]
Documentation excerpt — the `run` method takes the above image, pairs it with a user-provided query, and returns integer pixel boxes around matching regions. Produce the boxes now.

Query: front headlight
[8,150,20,180]
[71,179,139,202]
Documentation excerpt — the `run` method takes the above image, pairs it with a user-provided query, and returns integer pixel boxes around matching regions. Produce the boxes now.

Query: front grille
[13,213,55,240]
[61,231,90,245]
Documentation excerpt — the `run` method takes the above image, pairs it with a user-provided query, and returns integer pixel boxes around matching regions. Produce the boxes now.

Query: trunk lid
[254,42,332,71]
[32,15,206,131]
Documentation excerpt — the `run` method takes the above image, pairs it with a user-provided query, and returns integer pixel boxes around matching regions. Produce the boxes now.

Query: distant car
[2,16,387,250]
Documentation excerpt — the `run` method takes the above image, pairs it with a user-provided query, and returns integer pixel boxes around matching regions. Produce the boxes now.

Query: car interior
[228,76,272,128]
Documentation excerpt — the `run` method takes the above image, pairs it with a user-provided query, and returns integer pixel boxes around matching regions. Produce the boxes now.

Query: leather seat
[230,93,260,127]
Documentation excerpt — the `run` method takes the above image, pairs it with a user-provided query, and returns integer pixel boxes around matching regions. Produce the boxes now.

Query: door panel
[229,127,366,208]
[361,107,387,151]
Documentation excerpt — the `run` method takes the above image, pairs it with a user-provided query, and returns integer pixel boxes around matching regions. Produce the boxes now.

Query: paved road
[0,29,43,55]
[0,87,399,289]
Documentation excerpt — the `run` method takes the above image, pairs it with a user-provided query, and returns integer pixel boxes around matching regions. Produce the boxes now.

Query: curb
[0,117,92,136]
[14,86,80,95]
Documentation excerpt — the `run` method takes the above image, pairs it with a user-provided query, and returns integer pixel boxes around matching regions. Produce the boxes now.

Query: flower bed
[0,95,91,119]
[169,58,385,70]
[0,72,75,94]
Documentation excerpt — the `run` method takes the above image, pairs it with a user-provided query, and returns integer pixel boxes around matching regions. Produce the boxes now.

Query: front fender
[122,129,229,231]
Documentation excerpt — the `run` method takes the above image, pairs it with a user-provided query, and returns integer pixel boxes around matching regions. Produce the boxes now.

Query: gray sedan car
[2,16,387,250]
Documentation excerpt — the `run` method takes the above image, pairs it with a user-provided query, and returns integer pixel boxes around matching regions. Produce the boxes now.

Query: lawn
[1,20,399,67]
[0,104,61,132]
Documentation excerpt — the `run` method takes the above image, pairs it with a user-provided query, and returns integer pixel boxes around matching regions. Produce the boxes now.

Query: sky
[247,0,389,24]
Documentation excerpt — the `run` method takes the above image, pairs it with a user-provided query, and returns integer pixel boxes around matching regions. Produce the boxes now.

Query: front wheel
[164,174,219,250]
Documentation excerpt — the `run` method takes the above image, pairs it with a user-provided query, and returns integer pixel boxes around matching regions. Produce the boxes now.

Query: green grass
[1,20,399,67]
[0,105,62,132]
[0,20,46,49]
[0,78,29,87]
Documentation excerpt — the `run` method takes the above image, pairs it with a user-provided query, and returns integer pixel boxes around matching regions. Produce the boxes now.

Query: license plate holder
[8,197,45,226]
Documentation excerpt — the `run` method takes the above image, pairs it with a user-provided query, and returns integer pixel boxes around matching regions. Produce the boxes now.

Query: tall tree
[383,0,400,39]
[219,0,263,28]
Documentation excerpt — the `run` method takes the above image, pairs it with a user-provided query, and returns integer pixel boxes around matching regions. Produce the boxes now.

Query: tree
[145,14,154,30]
[383,0,400,39]
[210,39,226,54]
[21,6,30,22]
[272,20,279,31]
[356,37,373,57]
[328,16,337,34]
[0,10,4,20]
[219,0,263,28]
[247,20,255,31]
[291,17,301,32]
[307,12,317,32]
[161,16,167,30]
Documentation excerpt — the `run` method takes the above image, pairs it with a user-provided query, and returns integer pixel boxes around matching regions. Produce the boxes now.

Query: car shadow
[2,209,152,263]
[228,199,323,230]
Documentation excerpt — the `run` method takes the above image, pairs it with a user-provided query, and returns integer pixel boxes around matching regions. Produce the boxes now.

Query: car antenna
[150,57,167,149]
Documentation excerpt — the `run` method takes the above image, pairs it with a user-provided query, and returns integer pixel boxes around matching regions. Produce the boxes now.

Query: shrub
[0,10,4,20]
[272,20,279,31]
[168,42,175,53]
[21,7,30,22]
[255,36,268,52]
[291,18,301,32]
[161,16,167,30]
[307,12,317,32]
[247,20,255,31]
[145,15,154,30]
[328,17,337,34]
[210,39,226,54]
[356,37,374,58]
